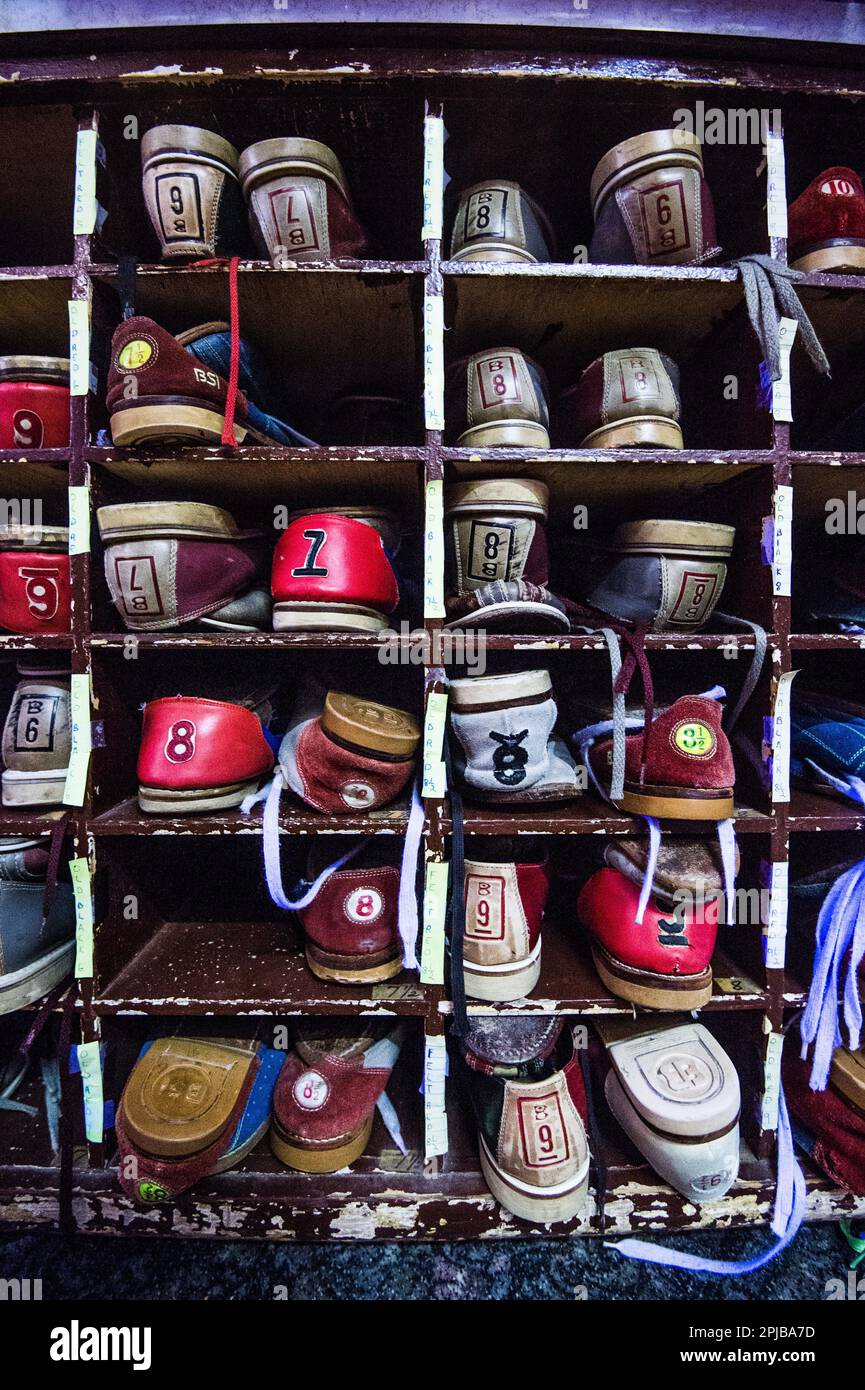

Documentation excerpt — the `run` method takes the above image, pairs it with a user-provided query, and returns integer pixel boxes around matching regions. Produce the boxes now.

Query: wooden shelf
[90,797,412,837]
[1,18,862,1249]
[452,794,773,837]
[95,919,428,1016]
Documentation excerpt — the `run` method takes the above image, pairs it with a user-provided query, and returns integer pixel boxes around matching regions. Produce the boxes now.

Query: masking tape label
[76,1040,104,1144]
[771,668,798,804]
[68,485,90,556]
[764,859,789,970]
[73,128,98,236]
[424,478,445,619]
[422,115,444,243]
[70,856,94,978]
[766,128,788,240]
[68,299,90,398]
[421,690,448,799]
[63,672,92,807]
[772,317,797,423]
[420,858,449,985]
[760,1031,784,1131]
[423,295,445,432]
[772,484,793,596]
[424,1032,448,1159]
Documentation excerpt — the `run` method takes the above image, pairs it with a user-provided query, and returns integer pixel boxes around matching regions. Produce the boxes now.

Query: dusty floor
[1,1221,860,1300]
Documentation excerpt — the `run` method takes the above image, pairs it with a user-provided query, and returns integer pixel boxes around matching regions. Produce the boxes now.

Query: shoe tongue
[607,835,736,898]
[293,1019,386,1066]
[463,1016,562,1069]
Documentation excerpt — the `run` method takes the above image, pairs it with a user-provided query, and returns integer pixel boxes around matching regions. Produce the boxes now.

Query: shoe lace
[221,254,241,446]
[609,1080,806,1274]
[799,856,865,1089]
[242,770,424,970]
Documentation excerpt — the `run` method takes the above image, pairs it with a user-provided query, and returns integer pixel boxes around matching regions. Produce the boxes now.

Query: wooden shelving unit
[2,9,865,1242]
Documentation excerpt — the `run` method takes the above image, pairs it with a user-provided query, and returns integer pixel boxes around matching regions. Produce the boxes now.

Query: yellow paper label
[73,128,98,236]
[672,721,715,757]
[420,859,449,985]
[67,299,91,398]
[422,114,445,243]
[421,690,448,799]
[423,295,445,432]
[423,479,445,619]
[63,672,92,807]
[76,1040,104,1144]
[70,856,94,978]
[68,485,90,556]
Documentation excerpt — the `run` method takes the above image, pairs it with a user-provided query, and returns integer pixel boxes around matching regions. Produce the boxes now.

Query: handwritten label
[421,690,448,798]
[63,672,92,807]
[715,974,760,996]
[76,1041,104,1144]
[772,317,797,422]
[420,859,449,985]
[766,128,788,240]
[70,856,94,978]
[772,668,798,804]
[68,485,90,556]
[423,1032,449,1159]
[73,129,98,236]
[764,859,789,969]
[423,294,445,432]
[422,114,444,243]
[371,983,425,1002]
[772,484,793,596]
[424,478,445,619]
[760,1031,784,1131]
[67,299,90,398]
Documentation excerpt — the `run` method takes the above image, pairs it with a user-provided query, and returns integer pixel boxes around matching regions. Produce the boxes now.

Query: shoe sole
[479,1136,589,1225]
[97,501,246,541]
[269,1114,373,1172]
[581,418,683,449]
[272,603,388,633]
[791,244,865,275]
[445,602,569,634]
[456,421,550,449]
[304,942,404,985]
[137,776,264,813]
[591,941,713,1011]
[464,947,541,1002]
[614,519,735,558]
[109,401,250,447]
[2,769,67,807]
[618,783,734,821]
[0,940,74,1015]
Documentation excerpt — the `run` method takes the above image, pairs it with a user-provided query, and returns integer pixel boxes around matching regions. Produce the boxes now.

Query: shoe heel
[137,777,262,814]
[269,1114,373,1173]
